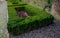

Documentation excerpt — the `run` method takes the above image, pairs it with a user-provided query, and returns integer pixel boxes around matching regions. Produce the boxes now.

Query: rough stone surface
[51,0,60,19]
[0,1,8,38]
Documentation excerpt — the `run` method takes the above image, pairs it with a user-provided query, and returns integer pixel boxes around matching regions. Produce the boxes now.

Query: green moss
[8,3,54,35]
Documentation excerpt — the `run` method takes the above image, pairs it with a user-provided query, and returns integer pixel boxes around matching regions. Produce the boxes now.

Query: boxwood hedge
[8,5,54,35]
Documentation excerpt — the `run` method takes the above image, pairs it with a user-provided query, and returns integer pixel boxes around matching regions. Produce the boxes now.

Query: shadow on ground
[9,19,60,38]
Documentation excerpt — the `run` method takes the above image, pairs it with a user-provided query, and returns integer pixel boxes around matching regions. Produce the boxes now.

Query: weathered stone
[0,0,8,38]
[51,0,60,19]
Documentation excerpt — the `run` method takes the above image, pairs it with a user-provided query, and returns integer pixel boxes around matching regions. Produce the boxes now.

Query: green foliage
[8,3,54,35]
[43,0,53,10]
[8,0,20,4]
[48,0,52,8]
[25,5,51,16]
[8,1,27,7]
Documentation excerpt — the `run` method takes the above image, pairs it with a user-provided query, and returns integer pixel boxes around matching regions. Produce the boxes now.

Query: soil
[16,10,30,18]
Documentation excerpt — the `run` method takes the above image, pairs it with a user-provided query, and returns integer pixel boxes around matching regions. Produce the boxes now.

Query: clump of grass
[8,2,54,35]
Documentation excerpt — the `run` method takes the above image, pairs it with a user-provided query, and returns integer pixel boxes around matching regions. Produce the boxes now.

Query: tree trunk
[0,0,8,38]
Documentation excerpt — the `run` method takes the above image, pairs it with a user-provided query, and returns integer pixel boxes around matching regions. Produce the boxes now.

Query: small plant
[8,5,54,35]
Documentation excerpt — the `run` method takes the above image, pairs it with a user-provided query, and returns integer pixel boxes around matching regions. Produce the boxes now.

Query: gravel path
[9,20,60,38]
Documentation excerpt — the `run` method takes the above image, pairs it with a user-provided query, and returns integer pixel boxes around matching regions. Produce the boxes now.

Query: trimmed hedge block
[8,5,54,35]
